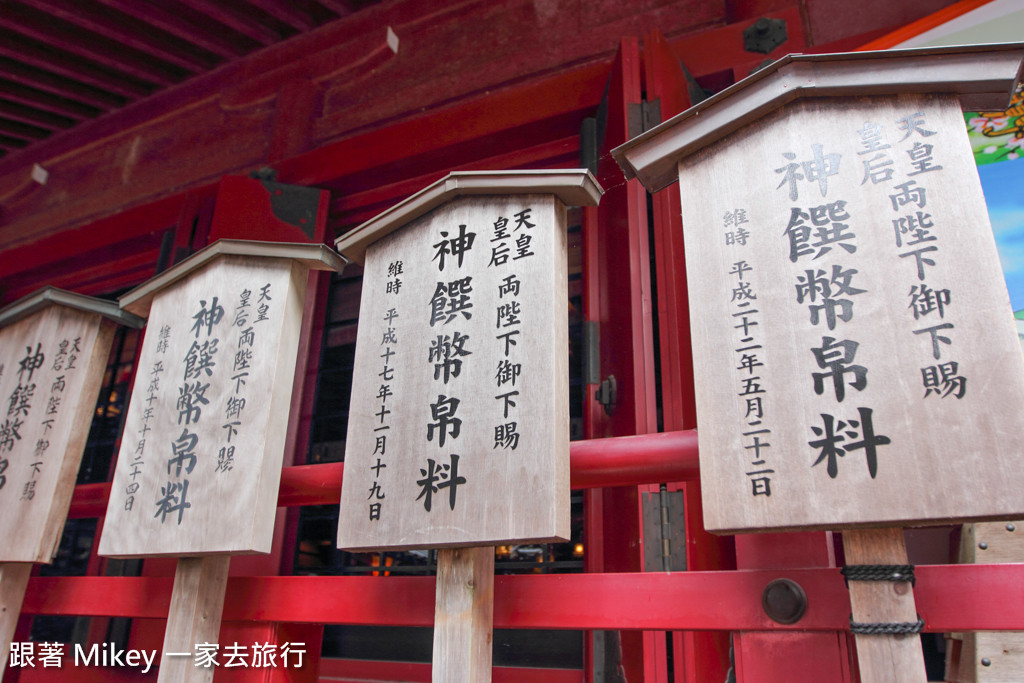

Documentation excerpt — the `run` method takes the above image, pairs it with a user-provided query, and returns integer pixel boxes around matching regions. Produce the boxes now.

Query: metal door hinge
[594,375,617,416]
[582,320,601,386]
[642,487,686,572]
[627,98,662,139]
[584,321,616,415]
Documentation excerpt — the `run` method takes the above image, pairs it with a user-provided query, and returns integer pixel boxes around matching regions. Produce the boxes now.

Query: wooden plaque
[99,240,343,557]
[0,289,137,563]
[336,171,601,550]
[678,93,1024,533]
[611,47,1024,534]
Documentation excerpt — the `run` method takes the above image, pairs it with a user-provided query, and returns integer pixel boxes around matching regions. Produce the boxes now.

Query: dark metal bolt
[982,658,992,667]
[1007,523,1016,532]
[762,578,807,625]
[979,541,988,550]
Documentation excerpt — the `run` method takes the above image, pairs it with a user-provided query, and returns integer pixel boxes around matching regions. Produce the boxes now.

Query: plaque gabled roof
[119,239,346,317]
[334,169,604,264]
[0,286,145,330]
[612,43,1024,194]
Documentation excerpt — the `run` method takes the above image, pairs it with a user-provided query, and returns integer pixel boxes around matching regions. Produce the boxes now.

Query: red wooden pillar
[582,37,659,682]
[642,29,736,683]
[733,533,853,683]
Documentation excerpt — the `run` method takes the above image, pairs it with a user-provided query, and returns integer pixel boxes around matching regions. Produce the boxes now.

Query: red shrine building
[1,0,1022,681]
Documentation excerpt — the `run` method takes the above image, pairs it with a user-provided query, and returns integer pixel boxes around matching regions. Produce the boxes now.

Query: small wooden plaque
[0,290,130,563]
[100,241,343,557]
[336,182,594,550]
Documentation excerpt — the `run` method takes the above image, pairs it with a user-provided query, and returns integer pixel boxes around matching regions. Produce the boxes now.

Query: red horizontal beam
[318,659,582,683]
[277,59,608,188]
[569,430,699,488]
[665,7,807,83]
[21,565,1024,632]
[10,657,580,683]
[332,135,580,229]
[1,191,190,280]
[70,430,702,517]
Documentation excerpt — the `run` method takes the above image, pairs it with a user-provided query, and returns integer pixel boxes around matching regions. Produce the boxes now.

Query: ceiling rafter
[0,2,189,86]
[0,80,102,120]
[0,30,154,98]
[95,0,254,60]
[0,117,51,142]
[174,0,285,45]
[0,0,384,166]
[0,56,127,110]
[0,100,77,131]
[25,0,224,73]
[316,0,358,18]
[244,0,318,33]
[0,133,30,150]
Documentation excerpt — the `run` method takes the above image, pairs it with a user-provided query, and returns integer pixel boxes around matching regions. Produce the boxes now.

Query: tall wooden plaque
[612,45,1024,683]
[335,171,601,550]
[99,240,344,556]
[0,287,142,680]
[614,44,1024,533]
[97,239,343,683]
[335,170,602,682]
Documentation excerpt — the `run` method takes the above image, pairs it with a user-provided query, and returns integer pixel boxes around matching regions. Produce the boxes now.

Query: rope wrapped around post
[841,564,916,586]
[841,563,924,635]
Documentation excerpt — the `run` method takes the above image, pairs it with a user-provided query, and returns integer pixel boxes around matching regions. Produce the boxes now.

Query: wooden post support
[843,528,927,683]
[157,556,231,683]
[433,547,494,683]
[0,563,32,681]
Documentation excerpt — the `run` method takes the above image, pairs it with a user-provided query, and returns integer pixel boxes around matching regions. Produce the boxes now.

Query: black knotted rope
[841,563,916,587]
[849,615,925,635]
[842,564,922,635]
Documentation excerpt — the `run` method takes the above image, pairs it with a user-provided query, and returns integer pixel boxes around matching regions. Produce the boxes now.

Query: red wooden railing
[28,430,1024,636]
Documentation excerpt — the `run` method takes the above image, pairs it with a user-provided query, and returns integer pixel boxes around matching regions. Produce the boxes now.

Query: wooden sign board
[0,288,140,563]
[611,46,1024,534]
[99,240,344,557]
[335,171,601,551]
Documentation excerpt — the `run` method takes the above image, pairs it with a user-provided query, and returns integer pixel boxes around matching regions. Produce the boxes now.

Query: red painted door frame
[581,36,660,683]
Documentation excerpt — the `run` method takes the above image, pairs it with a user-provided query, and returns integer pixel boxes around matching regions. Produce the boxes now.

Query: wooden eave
[0,285,144,329]
[334,169,604,264]
[612,43,1024,194]
[119,239,346,317]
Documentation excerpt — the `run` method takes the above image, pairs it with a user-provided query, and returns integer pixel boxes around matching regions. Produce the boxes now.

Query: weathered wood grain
[675,94,1024,533]
[950,520,1024,682]
[843,528,927,683]
[100,250,316,557]
[156,556,230,683]
[432,547,494,683]
[337,194,571,550]
[0,303,117,563]
[0,562,32,681]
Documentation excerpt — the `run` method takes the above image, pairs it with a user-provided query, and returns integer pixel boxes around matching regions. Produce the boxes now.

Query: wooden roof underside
[0,0,381,161]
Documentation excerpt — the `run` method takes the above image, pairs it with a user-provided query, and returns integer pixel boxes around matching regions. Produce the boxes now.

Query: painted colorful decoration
[966,81,1024,165]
